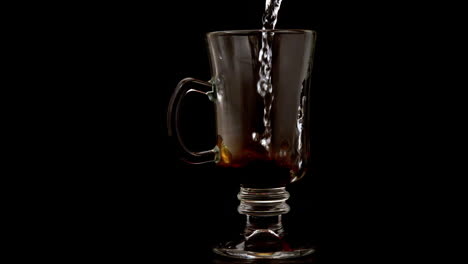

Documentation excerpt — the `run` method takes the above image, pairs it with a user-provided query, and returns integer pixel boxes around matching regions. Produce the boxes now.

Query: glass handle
[167,77,216,164]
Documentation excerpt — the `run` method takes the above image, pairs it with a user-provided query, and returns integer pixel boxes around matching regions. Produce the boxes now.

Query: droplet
[252,132,260,142]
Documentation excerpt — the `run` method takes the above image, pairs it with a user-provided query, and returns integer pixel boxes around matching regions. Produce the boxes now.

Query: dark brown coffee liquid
[218,160,292,188]
[216,135,296,188]
[238,160,292,188]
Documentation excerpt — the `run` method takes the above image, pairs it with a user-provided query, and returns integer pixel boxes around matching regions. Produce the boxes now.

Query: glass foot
[213,237,314,259]
[214,187,314,259]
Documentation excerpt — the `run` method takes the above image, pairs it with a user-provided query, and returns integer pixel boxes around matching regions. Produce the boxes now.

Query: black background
[36,0,439,262]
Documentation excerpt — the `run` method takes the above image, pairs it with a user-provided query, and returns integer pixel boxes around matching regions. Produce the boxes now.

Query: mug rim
[206,29,315,37]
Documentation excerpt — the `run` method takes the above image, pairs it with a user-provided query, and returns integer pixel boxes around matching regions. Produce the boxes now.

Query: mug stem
[213,186,314,259]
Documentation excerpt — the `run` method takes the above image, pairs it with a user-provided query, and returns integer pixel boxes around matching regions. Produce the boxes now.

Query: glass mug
[168,29,316,259]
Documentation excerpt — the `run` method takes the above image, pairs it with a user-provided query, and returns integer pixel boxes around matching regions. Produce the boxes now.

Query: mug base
[213,238,314,259]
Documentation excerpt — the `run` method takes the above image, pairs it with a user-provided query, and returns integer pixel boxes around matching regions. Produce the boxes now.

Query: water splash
[253,0,283,154]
